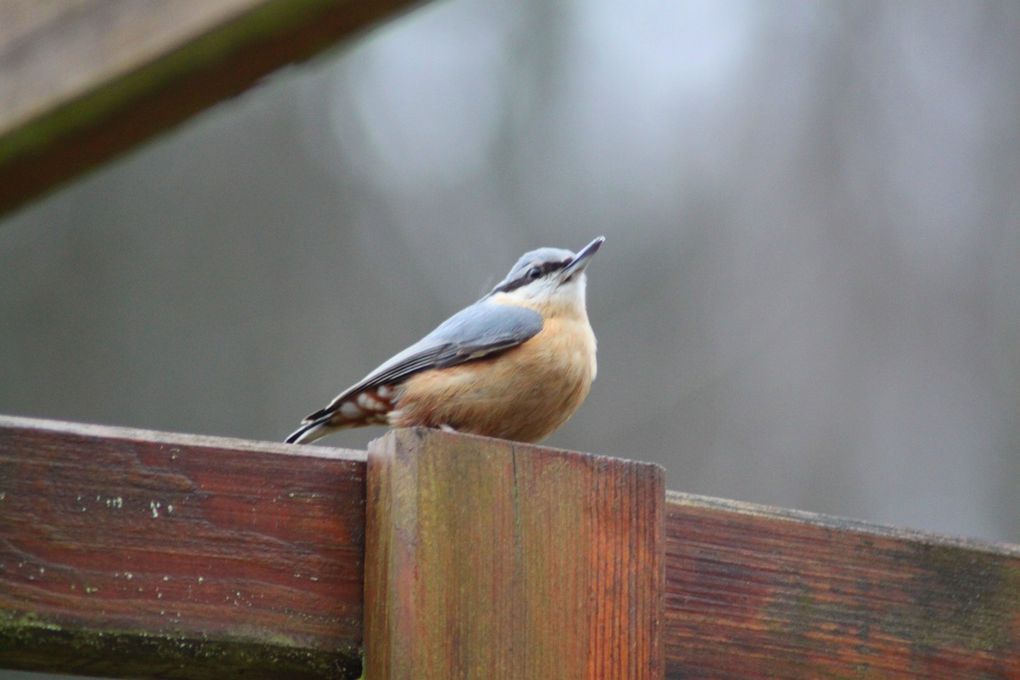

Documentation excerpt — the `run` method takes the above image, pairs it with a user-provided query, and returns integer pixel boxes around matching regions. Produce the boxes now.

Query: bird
[286,236,604,445]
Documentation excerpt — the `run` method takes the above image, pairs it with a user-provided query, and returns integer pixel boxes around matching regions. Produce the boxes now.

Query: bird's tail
[286,387,395,444]
[285,417,333,444]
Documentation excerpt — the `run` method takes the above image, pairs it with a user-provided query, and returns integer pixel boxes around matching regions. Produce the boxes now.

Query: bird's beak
[561,236,605,280]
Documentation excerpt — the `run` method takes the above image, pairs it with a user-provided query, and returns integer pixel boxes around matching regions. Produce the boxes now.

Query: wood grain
[0,0,421,217]
[0,415,366,679]
[6,414,1019,678]
[363,428,665,679]
[665,492,1020,679]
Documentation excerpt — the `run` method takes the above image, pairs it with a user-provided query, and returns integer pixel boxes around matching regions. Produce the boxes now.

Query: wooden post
[363,428,665,679]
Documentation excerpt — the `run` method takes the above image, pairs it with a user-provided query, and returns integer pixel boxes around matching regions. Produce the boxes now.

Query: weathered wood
[664,492,1020,679]
[363,428,665,679]
[6,415,1019,679]
[0,0,421,217]
[0,416,366,679]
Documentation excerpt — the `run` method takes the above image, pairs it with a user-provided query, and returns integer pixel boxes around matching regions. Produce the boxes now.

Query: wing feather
[303,302,542,422]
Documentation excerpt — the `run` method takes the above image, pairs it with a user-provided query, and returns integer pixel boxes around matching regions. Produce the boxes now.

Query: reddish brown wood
[6,415,1019,679]
[0,0,421,217]
[364,428,666,679]
[0,415,366,678]
[665,492,1020,679]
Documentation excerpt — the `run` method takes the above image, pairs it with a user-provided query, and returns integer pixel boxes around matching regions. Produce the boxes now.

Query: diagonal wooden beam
[0,0,422,218]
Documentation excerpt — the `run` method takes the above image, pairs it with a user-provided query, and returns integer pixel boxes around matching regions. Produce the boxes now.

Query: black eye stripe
[493,259,571,293]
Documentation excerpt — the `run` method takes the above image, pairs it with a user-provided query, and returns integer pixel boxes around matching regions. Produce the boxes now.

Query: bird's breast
[393,317,597,442]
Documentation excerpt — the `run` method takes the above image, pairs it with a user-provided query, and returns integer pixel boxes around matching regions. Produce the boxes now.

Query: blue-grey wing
[304,302,542,421]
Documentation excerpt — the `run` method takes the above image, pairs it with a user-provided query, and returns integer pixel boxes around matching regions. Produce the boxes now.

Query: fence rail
[665,493,1020,678]
[0,417,364,678]
[1,415,1018,678]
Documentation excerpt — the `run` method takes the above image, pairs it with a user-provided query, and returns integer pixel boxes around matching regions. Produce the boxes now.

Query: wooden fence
[2,415,1017,678]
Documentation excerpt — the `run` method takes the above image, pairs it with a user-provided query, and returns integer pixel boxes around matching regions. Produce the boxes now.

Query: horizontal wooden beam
[664,492,1020,678]
[0,416,366,679]
[0,0,421,217]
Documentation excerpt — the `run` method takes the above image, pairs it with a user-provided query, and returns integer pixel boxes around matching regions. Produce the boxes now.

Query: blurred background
[1,0,1018,545]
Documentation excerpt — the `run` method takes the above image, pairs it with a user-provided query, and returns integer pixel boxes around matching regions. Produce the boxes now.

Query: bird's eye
[527,266,542,279]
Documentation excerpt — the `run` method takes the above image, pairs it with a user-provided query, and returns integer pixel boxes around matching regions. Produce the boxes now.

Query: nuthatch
[286,236,604,444]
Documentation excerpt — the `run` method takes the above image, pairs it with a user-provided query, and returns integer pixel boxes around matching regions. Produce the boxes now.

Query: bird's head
[487,236,605,317]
